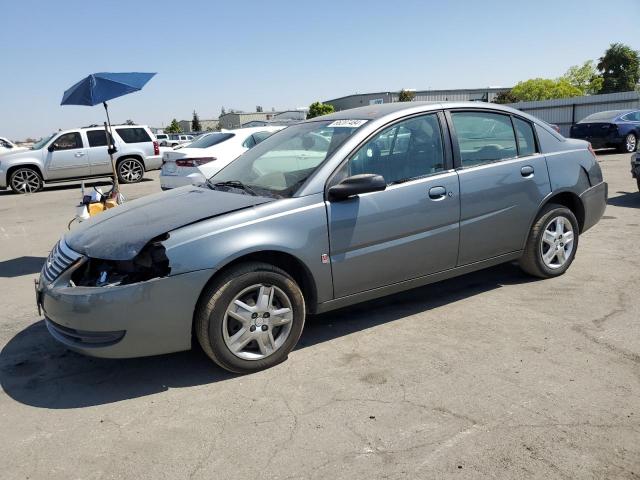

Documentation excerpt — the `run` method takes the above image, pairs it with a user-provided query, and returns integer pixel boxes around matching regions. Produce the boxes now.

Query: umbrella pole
[103,101,120,200]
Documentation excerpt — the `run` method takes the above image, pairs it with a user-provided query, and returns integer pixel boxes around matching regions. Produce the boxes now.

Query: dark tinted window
[346,113,444,185]
[253,131,276,144]
[513,117,536,156]
[53,132,83,150]
[242,135,256,149]
[188,132,234,148]
[451,112,517,167]
[86,130,114,147]
[115,127,151,143]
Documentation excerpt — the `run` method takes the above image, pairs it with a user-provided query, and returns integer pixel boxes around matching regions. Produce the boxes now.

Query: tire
[519,203,579,279]
[195,262,306,373]
[117,157,145,184]
[619,133,637,153]
[9,167,43,194]
[637,177,640,192]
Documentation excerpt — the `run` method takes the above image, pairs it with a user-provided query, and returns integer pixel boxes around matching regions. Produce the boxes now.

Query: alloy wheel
[223,283,294,360]
[626,134,637,153]
[540,215,575,269]
[11,169,41,193]
[119,159,143,182]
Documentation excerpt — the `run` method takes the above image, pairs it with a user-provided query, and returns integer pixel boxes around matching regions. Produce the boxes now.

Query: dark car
[570,109,640,153]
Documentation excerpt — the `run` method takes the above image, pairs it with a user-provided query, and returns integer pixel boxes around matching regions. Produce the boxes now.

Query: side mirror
[328,174,386,201]
[47,144,56,152]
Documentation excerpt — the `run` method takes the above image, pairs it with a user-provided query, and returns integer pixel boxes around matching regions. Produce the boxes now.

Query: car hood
[0,148,41,160]
[65,186,272,260]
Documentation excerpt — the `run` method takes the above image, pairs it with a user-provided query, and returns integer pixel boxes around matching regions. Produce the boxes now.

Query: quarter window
[242,135,256,149]
[513,117,537,156]
[115,128,151,143]
[53,132,82,150]
[344,113,445,185]
[451,112,517,167]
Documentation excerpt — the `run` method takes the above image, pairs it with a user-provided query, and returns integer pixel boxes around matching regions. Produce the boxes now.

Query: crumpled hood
[65,186,272,260]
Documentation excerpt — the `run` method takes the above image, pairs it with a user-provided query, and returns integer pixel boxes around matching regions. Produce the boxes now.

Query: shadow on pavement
[0,256,47,277]
[0,262,536,409]
[607,191,640,209]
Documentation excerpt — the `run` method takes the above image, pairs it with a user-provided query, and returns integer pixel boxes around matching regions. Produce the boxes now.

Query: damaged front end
[71,234,171,287]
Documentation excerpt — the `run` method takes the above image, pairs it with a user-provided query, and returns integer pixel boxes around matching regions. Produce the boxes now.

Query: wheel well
[116,155,145,171]
[197,251,318,316]
[543,192,585,232]
[6,164,43,183]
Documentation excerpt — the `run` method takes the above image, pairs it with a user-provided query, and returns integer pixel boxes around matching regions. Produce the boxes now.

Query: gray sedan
[36,102,607,373]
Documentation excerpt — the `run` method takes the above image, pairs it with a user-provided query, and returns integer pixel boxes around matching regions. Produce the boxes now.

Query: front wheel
[117,158,145,184]
[195,262,306,373]
[9,167,43,194]
[519,204,579,278]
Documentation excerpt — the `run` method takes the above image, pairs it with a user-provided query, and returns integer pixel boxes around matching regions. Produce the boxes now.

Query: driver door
[327,112,460,298]
[44,132,89,180]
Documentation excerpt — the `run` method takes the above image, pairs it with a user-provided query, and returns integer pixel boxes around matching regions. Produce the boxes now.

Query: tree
[256,105,263,112]
[398,89,416,102]
[192,110,202,132]
[221,106,226,116]
[165,118,182,133]
[510,78,582,102]
[597,43,640,94]
[307,101,335,119]
[493,90,518,104]
[561,60,603,95]
[125,119,135,125]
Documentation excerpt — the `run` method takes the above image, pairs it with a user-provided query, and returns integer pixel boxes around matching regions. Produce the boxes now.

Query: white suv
[0,125,161,193]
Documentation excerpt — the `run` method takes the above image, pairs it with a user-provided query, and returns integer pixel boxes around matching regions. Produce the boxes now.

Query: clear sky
[1,0,638,139]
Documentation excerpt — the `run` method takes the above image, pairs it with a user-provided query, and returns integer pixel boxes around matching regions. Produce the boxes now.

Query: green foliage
[597,43,640,93]
[256,105,263,112]
[510,78,582,102]
[165,118,182,133]
[191,110,202,132]
[493,90,518,104]
[124,119,135,125]
[398,89,416,102]
[307,102,335,119]
[561,60,603,95]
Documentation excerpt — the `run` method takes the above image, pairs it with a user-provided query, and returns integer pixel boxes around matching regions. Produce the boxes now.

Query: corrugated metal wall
[507,91,640,136]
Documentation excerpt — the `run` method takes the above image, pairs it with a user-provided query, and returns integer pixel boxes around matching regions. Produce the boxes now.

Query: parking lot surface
[1,156,639,479]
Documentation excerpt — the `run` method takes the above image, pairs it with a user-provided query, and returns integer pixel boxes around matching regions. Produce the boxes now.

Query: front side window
[451,111,517,167]
[342,113,444,185]
[116,127,151,143]
[513,117,537,156]
[210,120,364,198]
[53,132,82,150]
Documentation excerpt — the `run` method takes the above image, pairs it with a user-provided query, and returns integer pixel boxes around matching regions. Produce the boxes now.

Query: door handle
[74,152,86,157]
[521,165,534,177]
[428,186,447,200]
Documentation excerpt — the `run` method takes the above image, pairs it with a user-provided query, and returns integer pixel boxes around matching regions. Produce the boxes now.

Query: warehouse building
[324,87,510,111]
[218,110,307,129]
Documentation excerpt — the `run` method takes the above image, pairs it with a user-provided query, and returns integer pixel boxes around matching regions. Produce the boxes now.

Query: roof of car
[312,101,523,122]
[579,109,636,122]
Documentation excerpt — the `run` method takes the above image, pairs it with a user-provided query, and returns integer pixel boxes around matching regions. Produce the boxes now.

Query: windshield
[189,132,235,148]
[209,120,365,198]
[31,133,57,150]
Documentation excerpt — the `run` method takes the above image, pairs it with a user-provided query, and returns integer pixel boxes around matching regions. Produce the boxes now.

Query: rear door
[86,129,115,175]
[447,110,550,265]
[44,131,89,180]
[327,112,460,297]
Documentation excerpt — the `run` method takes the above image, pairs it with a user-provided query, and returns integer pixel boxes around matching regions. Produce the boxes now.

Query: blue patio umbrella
[60,72,156,193]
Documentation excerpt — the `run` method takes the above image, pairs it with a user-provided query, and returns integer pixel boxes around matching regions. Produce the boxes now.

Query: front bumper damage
[36,239,214,358]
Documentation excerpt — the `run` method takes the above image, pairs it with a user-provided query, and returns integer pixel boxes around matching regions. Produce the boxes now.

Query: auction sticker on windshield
[327,120,368,128]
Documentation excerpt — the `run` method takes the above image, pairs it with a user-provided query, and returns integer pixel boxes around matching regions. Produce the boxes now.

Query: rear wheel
[637,177,640,192]
[195,262,306,373]
[9,167,43,194]
[117,158,145,184]
[519,204,579,278]
[620,133,637,153]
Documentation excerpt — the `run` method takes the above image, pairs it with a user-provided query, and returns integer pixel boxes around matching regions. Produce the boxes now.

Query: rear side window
[188,132,234,148]
[513,118,537,156]
[242,135,256,149]
[253,131,276,144]
[115,127,151,143]
[86,130,114,147]
[451,112,517,167]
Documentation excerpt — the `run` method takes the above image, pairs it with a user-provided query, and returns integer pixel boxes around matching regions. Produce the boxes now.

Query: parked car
[155,133,169,145]
[160,126,285,190]
[0,137,26,155]
[631,152,640,191]
[0,125,161,193]
[36,102,607,373]
[570,109,640,153]
[159,134,194,147]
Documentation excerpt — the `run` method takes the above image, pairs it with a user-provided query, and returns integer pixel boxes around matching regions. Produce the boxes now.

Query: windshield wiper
[207,179,258,196]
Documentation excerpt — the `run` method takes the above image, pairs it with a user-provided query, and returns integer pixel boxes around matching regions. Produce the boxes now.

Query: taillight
[175,157,216,167]
[153,141,159,155]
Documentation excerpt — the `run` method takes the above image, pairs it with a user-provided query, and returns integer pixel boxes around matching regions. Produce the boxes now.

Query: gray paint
[38,101,607,359]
